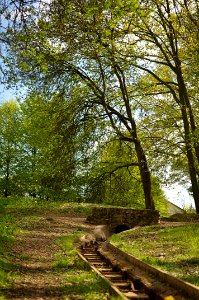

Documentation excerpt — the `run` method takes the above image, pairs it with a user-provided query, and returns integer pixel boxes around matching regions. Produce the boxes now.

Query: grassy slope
[0,199,18,290]
[0,197,110,299]
[1,196,199,296]
[110,223,199,286]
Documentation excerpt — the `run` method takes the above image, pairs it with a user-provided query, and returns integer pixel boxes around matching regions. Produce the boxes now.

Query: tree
[21,90,80,199]
[3,0,156,209]
[3,0,199,211]
[123,0,199,212]
[0,100,24,196]
[86,138,168,213]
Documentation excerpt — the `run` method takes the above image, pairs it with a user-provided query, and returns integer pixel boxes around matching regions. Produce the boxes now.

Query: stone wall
[86,207,160,233]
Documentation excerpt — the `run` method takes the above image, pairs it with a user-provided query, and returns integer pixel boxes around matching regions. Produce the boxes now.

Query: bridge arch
[114,224,130,234]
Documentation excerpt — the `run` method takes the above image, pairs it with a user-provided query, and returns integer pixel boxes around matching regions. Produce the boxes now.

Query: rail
[77,242,199,300]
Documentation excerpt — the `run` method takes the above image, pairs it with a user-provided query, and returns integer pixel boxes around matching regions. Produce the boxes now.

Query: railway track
[78,243,148,300]
[77,242,199,300]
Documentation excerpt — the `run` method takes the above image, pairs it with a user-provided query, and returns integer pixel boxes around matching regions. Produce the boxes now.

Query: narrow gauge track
[78,242,198,300]
[78,243,152,300]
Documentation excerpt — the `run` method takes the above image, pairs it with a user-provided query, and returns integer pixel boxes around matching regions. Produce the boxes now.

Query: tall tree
[3,0,199,210]
[3,0,156,209]
[124,0,199,212]
[21,90,79,199]
[0,100,24,196]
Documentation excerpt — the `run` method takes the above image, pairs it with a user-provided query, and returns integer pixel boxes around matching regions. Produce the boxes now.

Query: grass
[0,211,18,291]
[53,233,109,299]
[110,224,199,286]
[3,196,95,219]
[1,195,199,297]
[0,196,110,299]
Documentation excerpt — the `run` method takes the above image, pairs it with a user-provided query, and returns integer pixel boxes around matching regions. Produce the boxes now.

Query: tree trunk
[180,105,199,213]
[177,68,199,213]
[134,138,155,210]
[112,64,155,210]
[4,187,8,198]
[176,68,199,167]
[5,159,10,198]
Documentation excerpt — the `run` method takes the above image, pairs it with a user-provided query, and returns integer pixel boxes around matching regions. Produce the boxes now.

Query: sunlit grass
[3,196,95,217]
[53,233,109,299]
[4,196,60,209]
[0,211,18,289]
[111,224,199,286]
[60,269,109,299]
[2,196,198,297]
[0,269,9,288]
[1,196,134,300]
[0,196,110,299]
[53,234,81,269]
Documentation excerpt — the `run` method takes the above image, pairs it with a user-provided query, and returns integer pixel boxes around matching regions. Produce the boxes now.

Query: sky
[0,84,17,103]
[162,184,195,209]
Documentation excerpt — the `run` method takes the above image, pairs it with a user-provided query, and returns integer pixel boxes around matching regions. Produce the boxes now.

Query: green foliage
[20,88,105,201]
[0,100,25,197]
[86,139,168,213]
[1,0,199,210]
[0,90,87,200]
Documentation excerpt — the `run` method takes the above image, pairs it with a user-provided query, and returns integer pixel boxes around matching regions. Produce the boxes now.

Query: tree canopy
[0,0,199,212]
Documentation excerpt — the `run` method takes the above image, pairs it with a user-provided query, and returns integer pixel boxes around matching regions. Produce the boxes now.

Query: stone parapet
[86,207,160,233]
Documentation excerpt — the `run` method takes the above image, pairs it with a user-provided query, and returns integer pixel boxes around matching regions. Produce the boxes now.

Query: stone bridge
[86,207,160,234]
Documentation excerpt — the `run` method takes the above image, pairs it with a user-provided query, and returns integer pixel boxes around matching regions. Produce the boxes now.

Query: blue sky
[0,84,17,103]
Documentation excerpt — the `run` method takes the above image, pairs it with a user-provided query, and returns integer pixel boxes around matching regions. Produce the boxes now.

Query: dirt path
[6,210,96,300]
[5,209,195,300]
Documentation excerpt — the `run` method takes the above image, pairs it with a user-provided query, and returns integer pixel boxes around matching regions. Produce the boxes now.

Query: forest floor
[3,208,108,300]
